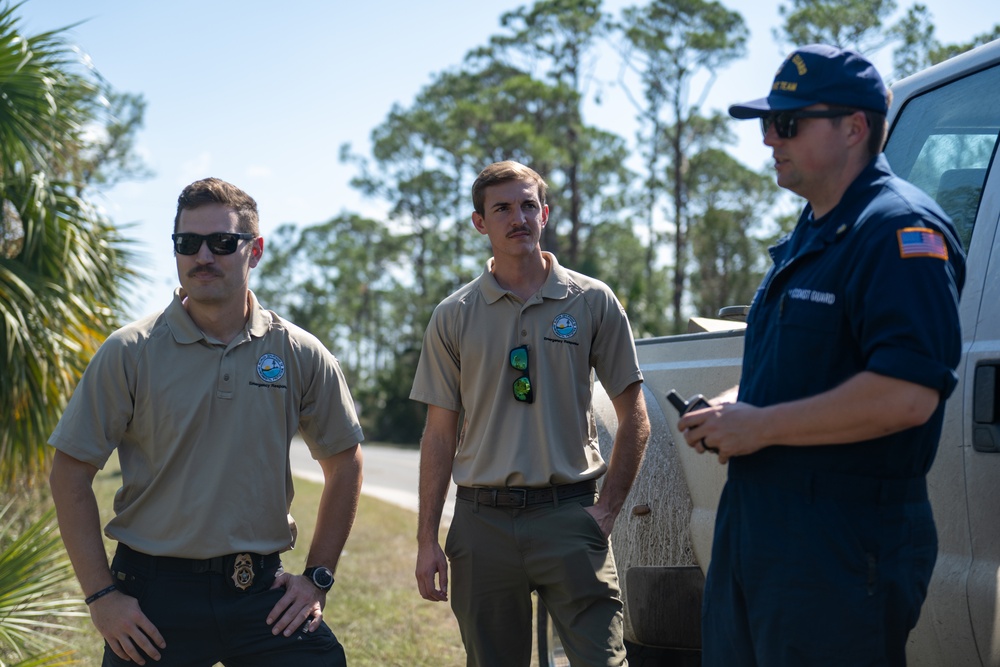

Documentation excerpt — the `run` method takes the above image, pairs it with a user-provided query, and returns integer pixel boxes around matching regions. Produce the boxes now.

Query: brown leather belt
[455,479,597,508]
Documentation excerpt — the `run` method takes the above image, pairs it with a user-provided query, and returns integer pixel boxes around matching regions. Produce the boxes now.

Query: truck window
[884,62,1000,251]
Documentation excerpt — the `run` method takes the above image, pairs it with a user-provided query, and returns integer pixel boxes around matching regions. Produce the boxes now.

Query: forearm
[417,440,455,544]
[597,383,650,516]
[51,452,168,660]
[306,445,363,572]
[758,371,940,447]
[49,451,114,595]
[412,406,458,601]
[416,407,458,545]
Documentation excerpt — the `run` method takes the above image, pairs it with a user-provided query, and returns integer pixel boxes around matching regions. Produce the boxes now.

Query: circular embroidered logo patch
[552,313,578,339]
[257,353,285,383]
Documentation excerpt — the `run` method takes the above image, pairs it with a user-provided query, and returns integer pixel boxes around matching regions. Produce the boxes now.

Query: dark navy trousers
[103,546,347,667]
[701,471,936,667]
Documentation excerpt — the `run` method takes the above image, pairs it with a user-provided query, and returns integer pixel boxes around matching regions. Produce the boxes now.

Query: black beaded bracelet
[85,584,118,605]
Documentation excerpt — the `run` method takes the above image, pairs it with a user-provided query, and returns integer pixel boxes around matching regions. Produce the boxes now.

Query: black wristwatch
[303,566,335,592]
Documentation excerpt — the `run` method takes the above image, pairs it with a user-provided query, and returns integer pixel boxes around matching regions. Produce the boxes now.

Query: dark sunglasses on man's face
[171,232,255,256]
[760,109,857,139]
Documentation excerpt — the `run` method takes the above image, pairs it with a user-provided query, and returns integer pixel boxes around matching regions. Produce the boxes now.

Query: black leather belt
[115,543,280,575]
[456,479,597,508]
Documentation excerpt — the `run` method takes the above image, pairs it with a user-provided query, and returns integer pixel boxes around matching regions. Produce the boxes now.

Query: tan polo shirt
[49,289,364,559]
[410,252,642,488]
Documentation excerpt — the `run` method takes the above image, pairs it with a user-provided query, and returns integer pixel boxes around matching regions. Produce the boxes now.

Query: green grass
[54,454,467,666]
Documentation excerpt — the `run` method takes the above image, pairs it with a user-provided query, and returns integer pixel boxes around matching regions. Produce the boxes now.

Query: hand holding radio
[667,390,719,454]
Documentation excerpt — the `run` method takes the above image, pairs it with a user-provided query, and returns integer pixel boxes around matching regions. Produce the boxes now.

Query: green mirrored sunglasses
[509,345,533,403]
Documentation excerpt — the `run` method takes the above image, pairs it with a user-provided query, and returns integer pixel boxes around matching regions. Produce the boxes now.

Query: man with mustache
[410,160,651,666]
[49,177,364,666]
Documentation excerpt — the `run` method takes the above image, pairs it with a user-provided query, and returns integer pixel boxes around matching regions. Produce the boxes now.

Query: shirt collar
[479,252,571,304]
[246,290,272,337]
[808,154,892,237]
[165,288,270,343]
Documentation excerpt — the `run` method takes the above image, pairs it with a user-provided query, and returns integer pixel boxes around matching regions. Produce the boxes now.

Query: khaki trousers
[445,493,627,667]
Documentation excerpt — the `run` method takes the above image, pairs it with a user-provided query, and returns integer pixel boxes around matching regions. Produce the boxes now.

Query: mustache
[506,226,531,238]
[188,267,223,278]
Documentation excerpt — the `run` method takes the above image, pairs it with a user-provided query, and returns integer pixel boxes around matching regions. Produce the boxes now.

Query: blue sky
[15,0,992,318]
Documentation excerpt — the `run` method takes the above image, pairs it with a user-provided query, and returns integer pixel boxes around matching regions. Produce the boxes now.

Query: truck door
[964,158,1000,666]
[884,52,1000,665]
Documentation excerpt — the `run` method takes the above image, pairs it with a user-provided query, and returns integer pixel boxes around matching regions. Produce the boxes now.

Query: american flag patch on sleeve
[897,227,949,260]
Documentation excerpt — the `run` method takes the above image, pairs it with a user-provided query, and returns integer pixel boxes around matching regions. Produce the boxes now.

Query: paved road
[290,438,456,524]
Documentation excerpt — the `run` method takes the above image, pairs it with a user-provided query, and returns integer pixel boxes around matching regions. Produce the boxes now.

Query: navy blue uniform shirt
[733,154,966,479]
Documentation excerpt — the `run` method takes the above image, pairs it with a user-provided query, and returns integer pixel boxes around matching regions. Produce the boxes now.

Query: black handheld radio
[666,390,718,453]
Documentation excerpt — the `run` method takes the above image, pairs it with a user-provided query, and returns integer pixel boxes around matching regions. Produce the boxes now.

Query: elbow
[48,450,68,497]
[896,387,941,431]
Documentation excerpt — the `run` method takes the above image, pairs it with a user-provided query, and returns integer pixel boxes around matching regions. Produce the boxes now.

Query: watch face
[311,567,334,589]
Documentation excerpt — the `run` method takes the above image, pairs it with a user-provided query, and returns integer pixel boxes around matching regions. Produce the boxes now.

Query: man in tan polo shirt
[410,161,651,666]
[48,178,364,666]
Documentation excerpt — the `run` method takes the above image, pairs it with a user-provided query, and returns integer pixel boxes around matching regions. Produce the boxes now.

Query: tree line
[252,0,999,442]
[3,0,1000,462]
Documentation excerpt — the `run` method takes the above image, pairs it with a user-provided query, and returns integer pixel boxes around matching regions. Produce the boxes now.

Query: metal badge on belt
[232,553,254,591]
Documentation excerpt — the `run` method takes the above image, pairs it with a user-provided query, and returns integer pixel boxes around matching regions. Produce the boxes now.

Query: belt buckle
[507,488,527,509]
[231,553,255,591]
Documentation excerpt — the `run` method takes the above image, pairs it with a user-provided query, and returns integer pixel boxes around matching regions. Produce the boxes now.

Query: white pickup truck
[589,37,1000,666]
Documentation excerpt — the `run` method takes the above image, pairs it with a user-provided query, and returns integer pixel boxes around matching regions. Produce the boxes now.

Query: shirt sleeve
[848,214,964,397]
[588,285,643,399]
[409,302,463,412]
[47,332,135,469]
[297,342,365,459]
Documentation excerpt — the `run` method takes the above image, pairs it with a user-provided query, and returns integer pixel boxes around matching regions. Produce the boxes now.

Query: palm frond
[6,648,80,666]
[0,1,140,487]
[0,180,133,485]
[0,504,84,663]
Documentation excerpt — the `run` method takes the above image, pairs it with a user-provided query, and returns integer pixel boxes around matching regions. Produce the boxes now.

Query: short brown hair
[471,161,548,216]
[829,88,891,158]
[867,88,893,156]
[174,177,259,234]
[865,110,889,156]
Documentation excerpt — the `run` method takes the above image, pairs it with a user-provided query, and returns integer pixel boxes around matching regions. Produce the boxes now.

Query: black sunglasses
[509,345,533,403]
[760,109,857,139]
[172,232,256,256]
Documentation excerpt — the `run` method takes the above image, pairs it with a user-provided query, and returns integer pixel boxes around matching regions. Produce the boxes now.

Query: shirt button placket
[218,352,235,399]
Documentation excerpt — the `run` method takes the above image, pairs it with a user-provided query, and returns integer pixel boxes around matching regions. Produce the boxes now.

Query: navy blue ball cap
[729,44,888,119]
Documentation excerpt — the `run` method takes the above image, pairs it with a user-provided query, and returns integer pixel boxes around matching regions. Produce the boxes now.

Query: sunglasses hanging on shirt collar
[509,345,534,403]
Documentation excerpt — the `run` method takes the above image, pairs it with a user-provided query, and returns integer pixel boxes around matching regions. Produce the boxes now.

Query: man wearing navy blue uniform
[677,45,965,666]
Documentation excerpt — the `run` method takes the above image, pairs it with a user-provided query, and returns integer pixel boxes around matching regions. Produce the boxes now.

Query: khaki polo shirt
[49,289,364,559]
[410,252,642,488]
